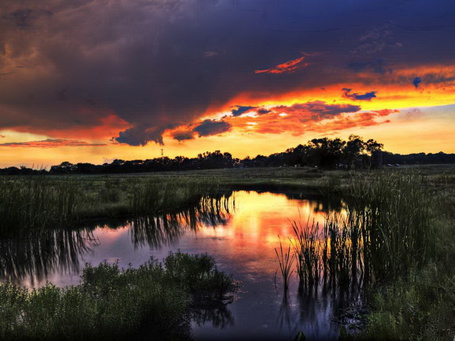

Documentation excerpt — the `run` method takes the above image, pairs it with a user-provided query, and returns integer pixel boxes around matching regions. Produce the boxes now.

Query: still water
[0,191,358,340]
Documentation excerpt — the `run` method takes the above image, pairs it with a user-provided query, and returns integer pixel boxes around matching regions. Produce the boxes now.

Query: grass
[0,175,228,236]
[358,169,455,340]
[0,252,235,341]
[289,168,437,289]
[291,218,321,288]
[0,176,79,235]
[275,238,295,293]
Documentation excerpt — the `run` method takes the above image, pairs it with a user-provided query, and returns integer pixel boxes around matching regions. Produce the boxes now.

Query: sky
[0,0,454,168]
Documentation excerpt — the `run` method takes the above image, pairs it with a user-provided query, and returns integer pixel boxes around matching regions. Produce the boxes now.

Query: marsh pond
[1,190,365,340]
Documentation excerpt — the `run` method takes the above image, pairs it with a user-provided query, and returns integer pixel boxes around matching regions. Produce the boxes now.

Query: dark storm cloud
[342,88,377,101]
[413,77,422,88]
[0,0,454,145]
[193,120,231,137]
[172,130,195,142]
[231,106,256,117]
[116,125,169,146]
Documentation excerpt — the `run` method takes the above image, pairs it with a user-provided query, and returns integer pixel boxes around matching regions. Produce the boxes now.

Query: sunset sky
[0,0,454,168]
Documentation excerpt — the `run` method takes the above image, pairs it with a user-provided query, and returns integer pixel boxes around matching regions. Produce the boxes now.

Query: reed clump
[275,238,295,292]
[285,170,452,339]
[0,252,235,340]
[0,176,80,234]
[345,170,435,282]
[291,219,321,288]
[289,171,437,288]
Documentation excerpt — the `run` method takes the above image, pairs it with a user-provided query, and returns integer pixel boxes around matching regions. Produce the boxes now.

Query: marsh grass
[275,238,295,292]
[0,252,235,340]
[129,178,220,215]
[291,218,321,288]
[0,176,79,234]
[284,170,453,339]
[0,175,226,237]
[296,171,436,287]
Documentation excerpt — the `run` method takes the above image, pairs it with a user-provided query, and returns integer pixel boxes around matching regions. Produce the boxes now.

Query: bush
[0,253,234,340]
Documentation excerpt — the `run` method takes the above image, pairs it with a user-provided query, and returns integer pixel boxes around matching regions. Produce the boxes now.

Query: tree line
[1,135,454,175]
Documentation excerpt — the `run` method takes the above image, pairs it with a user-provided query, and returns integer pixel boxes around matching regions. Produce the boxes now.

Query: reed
[289,170,437,290]
[0,176,80,234]
[275,238,295,292]
[291,218,321,288]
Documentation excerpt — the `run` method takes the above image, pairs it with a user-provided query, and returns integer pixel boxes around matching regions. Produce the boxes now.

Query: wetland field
[0,165,454,340]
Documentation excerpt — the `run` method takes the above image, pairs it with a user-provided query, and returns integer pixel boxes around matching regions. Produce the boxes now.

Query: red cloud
[255,57,308,74]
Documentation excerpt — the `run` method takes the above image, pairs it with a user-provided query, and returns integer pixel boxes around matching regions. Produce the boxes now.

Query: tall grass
[0,176,79,234]
[0,252,235,340]
[275,238,295,292]
[292,218,321,288]
[346,171,435,282]
[0,175,226,236]
[288,170,437,289]
[281,170,452,338]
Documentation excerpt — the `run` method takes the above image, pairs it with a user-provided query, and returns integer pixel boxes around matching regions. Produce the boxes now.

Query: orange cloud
[0,139,106,148]
[168,100,398,141]
[255,56,308,74]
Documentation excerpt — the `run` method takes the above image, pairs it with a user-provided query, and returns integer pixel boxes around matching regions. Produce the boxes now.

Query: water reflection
[0,194,233,287]
[191,303,235,330]
[131,196,232,249]
[0,229,98,287]
[0,190,352,340]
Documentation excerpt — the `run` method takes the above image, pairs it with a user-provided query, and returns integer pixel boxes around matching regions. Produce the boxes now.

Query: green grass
[0,176,79,235]
[0,252,235,341]
[275,238,295,293]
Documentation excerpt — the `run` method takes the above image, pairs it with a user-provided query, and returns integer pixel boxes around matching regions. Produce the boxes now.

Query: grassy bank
[0,175,228,234]
[357,170,455,340]
[270,167,455,339]
[0,252,235,341]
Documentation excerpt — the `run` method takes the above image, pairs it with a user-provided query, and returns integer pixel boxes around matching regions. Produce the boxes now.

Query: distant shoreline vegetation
[2,135,455,175]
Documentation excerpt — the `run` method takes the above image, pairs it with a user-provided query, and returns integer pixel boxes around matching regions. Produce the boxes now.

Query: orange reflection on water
[192,191,331,276]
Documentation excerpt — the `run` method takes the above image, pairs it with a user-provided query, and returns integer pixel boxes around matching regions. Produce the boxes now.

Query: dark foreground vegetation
[0,165,454,340]
[0,252,235,341]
